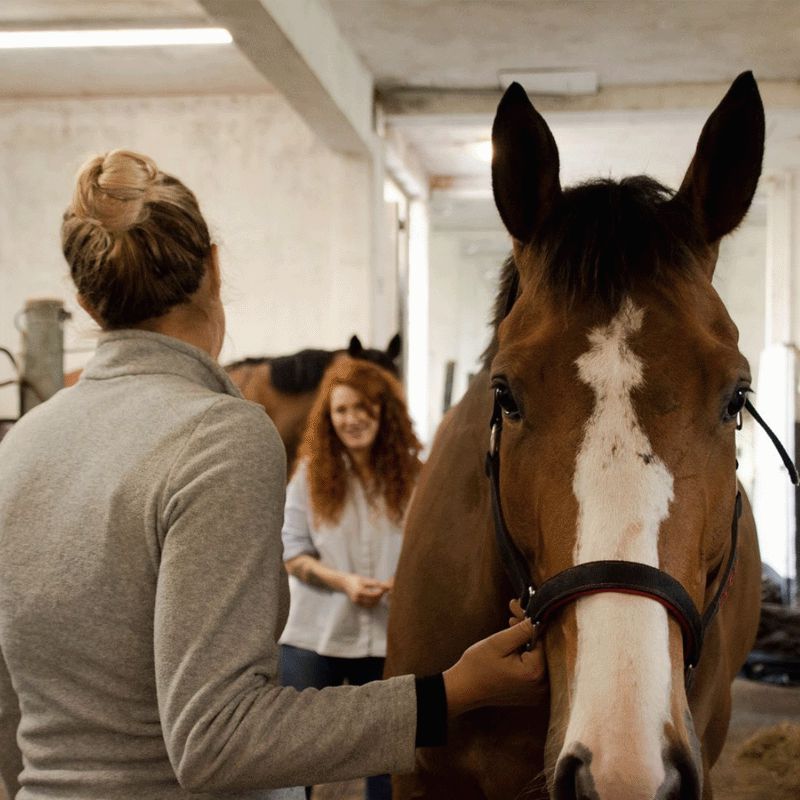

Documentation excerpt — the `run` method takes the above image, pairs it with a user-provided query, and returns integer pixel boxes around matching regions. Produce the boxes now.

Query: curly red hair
[298,357,422,526]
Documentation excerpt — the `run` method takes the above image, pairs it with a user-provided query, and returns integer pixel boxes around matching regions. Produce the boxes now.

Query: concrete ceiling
[327,0,800,89]
[325,0,800,203]
[2,0,800,203]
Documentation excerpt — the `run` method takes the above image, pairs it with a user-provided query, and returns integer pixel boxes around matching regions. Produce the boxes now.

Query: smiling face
[329,384,381,455]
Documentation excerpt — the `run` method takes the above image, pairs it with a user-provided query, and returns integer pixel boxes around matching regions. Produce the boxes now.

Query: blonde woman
[0,150,544,800]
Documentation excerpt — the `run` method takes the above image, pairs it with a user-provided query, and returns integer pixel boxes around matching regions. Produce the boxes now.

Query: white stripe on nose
[563,298,674,796]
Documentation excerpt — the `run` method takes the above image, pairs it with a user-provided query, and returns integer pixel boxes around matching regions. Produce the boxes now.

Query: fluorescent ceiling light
[0,28,233,49]
[498,69,598,96]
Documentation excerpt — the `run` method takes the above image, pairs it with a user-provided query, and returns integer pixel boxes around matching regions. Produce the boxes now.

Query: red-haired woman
[279,358,421,800]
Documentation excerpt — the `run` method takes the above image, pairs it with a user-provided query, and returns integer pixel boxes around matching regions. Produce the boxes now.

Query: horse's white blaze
[563,298,674,796]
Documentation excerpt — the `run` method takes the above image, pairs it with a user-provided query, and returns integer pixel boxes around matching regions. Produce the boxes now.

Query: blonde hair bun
[72,149,159,233]
[62,149,211,327]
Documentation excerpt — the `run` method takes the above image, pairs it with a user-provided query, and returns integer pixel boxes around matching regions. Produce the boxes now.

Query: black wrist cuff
[414,673,447,747]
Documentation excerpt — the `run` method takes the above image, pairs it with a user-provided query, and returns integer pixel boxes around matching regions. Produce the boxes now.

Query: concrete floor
[314,678,800,799]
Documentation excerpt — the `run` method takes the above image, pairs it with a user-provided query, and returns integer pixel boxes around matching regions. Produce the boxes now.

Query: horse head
[347,333,402,375]
[489,73,764,800]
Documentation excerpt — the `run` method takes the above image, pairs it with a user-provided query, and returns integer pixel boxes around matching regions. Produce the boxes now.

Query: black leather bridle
[486,352,798,688]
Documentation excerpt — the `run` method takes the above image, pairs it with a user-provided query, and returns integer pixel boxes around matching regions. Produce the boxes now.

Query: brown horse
[386,73,768,800]
[225,333,401,467]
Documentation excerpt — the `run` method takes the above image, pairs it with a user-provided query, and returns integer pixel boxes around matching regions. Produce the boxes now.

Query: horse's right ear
[492,82,562,244]
[673,71,764,244]
[386,333,402,361]
[348,335,363,356]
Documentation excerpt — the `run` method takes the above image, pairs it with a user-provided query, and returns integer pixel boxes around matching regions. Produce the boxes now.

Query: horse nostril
[553,754,579,800]
[659,746,701,800]
[657,769,682,800]
[553,751,596,800]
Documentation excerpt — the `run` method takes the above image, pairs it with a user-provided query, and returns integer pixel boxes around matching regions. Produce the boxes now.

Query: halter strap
[485,399,531,600]
[524,561,704,667]
[744,398,799,484]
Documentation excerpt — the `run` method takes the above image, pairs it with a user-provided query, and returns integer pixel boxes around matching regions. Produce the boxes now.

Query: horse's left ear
[348,335,363,356]
[673,71,764,245]
[386,333,402,361]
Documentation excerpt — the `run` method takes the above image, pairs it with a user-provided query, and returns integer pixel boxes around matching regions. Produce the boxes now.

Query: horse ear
[348,335,363,356]
[492,82,562,244]
[674,71,764,244]
[386,333,402,360]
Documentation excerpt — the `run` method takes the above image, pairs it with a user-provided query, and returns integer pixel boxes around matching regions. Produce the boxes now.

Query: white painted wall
[428,225,507,435]
[0,92,372,419]
[714,210,768,502]
[714,205,768,395]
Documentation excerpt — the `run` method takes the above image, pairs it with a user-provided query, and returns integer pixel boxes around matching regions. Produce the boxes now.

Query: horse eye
[724,386,749,422]
[494,385,522,420]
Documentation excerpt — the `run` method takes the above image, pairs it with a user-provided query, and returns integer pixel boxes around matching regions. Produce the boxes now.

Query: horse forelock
[357,347,401,375]
[483,177,705,371]
[538,177,702,306]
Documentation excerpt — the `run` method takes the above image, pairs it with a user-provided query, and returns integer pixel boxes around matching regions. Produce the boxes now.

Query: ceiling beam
[198,0,375,155]
[382,125,429,200]
[382,80,800,126]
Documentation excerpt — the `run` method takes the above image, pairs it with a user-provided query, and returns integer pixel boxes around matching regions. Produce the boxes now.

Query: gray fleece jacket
[0,330,416,800]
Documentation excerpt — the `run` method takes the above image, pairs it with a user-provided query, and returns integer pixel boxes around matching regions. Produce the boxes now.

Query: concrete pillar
[406,199,430,444]
[19,298,68,414]
[753,172,800,602]
[369,143,397,348]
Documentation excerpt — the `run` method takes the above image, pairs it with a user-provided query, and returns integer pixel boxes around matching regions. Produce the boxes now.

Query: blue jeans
[279,645,392,800]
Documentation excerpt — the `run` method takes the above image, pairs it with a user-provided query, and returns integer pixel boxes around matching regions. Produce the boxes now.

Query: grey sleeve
[0,644,22,799]
[154,399,416,794]
[281,463,318,561]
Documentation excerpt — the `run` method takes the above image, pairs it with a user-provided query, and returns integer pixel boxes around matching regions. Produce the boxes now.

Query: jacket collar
[81,329,242,398]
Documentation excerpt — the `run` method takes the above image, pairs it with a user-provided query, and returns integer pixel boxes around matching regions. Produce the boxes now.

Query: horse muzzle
[552,741,701,800]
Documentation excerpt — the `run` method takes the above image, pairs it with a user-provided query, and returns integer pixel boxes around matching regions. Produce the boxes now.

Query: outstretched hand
[442,616,547,717]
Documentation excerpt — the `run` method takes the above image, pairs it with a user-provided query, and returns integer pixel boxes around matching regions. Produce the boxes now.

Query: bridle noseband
[485,389,798,688]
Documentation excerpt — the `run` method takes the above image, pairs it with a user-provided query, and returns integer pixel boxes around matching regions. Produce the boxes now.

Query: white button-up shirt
[279,460,404,658]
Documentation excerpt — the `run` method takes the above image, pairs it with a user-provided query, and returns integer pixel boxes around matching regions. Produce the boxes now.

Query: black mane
[482,176,703,369]
[225,349,336,394]
[481,255,519,369]
[268,349,338,393]
[226,339,401,395]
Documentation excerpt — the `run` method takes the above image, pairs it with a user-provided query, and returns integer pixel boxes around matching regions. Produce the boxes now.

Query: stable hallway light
[0,28,233,49]
[466,140,493,163]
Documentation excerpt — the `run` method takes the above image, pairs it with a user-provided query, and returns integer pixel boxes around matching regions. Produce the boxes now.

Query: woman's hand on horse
[341,574,387,607]
[442,619,547,716]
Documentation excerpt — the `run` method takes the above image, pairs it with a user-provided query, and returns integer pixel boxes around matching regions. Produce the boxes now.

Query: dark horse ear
[386,333,402,361]
[348,335,363,356]
[492,82,562,244]
[673,71,764,245]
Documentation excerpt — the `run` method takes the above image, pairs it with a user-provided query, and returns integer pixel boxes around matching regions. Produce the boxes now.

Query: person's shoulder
[196,395,284,458]
[287,457,310,486]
